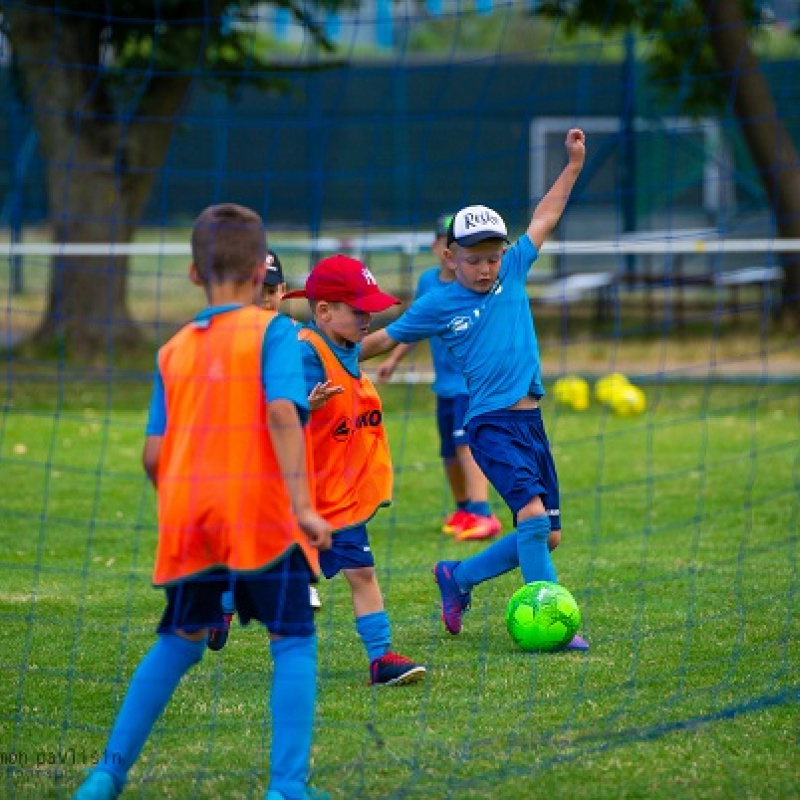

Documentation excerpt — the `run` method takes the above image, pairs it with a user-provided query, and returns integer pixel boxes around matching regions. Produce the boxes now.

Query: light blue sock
[517,515,557,583]
[453,532,519,592]
[269,635,317,800]
[94,634,205,791]
[466,500,492,518]
[355,611,391,662]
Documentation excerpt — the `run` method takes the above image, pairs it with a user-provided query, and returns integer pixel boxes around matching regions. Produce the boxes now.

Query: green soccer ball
[505,581,581,652]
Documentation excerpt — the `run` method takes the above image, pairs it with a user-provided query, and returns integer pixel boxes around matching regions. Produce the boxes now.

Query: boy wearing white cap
[362,129,589,649]
[376,214,502,543]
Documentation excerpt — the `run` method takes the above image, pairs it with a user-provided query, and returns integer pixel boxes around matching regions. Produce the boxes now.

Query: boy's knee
[176,627,210,643]
[168,631,207,665]
[345,566,376,585]
[518,495,547,521]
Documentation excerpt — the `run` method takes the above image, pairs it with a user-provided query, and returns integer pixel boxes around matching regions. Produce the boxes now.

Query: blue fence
[2,59,799,231]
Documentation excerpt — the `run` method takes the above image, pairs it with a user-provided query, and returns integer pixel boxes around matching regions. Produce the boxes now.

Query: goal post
[529,115,733,227]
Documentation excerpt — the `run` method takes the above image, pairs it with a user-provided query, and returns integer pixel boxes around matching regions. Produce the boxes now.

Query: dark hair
[191,204,267,285]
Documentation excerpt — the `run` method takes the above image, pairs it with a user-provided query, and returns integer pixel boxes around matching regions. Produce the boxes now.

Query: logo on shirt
[355,409,383,428]
[449,316,472,334]
[333,417,351,441]
[332,409,383,441]
[208,358,225,381]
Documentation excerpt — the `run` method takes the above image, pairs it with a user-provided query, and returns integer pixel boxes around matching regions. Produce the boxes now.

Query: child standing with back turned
[282,254,427,685]
[361,129,589,650]
[73,203,331,800]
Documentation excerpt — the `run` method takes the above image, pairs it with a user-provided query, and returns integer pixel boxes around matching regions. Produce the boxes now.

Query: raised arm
[527,128,586,251]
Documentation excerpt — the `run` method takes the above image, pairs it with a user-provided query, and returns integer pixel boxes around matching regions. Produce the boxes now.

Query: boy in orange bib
[283,255,426,686]
[73,204,331,800]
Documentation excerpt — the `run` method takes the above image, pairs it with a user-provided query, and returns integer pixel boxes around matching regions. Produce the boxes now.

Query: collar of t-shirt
[192,303,243,327]
[308,319,361,378]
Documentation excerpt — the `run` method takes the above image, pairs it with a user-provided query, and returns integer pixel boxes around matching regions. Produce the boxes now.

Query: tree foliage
[536,0,769,113]
[536,0,800,326]
[0,0,350,359]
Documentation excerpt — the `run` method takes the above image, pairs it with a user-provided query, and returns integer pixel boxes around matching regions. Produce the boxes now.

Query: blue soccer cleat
[370,652,427,685]
[72,770,120,800]
[266,788,330,799]
[433,560,471,635]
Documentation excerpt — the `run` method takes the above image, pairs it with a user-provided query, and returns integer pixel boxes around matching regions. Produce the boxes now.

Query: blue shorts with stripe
[157,547,315,638]
[467,407,561,530]
[318,524,375,579]
[436,394,470,458]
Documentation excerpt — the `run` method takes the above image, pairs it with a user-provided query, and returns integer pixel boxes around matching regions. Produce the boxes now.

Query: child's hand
[376,361,397,383]
[565,128,586,167]
[296,508,332,551]
[309,381,344,410]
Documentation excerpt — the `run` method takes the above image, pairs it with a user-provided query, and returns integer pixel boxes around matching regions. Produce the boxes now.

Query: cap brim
[281,289,307,300]
[349,292,402,313]
[452,231,510,248]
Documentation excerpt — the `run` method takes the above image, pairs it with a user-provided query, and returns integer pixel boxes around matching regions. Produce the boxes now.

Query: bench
[536,271,618,320]
[532,265,785,324]
[538,272,618,304]
[712,266,784,319]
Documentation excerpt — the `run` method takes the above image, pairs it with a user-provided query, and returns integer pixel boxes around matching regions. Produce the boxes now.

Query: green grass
[1,382,799,798]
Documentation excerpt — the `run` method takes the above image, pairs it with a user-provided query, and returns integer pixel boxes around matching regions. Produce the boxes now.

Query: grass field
[1,379,799,799]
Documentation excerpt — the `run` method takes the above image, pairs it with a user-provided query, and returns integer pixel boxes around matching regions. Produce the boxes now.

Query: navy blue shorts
[157,547,315,638]
[436,394,470,458]
[467,408,561,530]
[318,524,375,579]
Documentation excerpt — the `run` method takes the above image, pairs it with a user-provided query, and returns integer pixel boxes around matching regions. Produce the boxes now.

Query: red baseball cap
[282,254,401,313]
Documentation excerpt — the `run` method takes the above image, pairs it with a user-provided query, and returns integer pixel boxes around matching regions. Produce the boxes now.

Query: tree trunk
[701,0,800,327]
[6,8,192,361]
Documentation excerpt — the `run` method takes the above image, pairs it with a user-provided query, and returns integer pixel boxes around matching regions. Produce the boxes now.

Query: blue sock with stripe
[517,515,557,583]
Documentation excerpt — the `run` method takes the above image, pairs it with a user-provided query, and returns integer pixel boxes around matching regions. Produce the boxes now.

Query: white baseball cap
[446,205,509,248]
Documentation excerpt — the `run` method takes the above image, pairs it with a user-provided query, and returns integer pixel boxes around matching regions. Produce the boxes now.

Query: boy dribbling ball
[361,129,590,650]
[376,214,502,542]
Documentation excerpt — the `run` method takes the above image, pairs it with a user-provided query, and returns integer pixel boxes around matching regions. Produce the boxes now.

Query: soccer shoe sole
[374,665,427,686]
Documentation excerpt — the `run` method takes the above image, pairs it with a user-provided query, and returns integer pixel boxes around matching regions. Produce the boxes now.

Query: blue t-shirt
[146,305,309,435]
[415,267,468,398]
[299,319,362,394]
[386,235,543,426]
